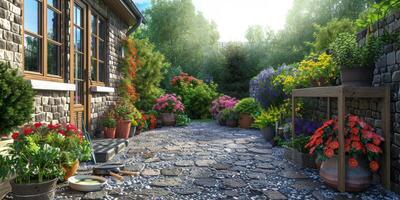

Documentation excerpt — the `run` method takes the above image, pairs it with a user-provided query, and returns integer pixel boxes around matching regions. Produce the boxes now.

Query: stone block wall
[32,91,70,124]
[0,0,23,68]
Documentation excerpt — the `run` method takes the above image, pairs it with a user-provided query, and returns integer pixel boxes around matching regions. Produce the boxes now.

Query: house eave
[103,0,145,26]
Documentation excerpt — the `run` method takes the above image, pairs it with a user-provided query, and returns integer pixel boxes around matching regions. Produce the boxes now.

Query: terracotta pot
[63,160,79,181]
[238,113,254,129]
[226,119,238,127]
[341,67,373,86]
[10,178,57,200]
[116,120,131,139]
[104,127,116,138]
[260,126,275,142]
[161,113,176,126]
[319,156,372,192]
[129,126,137,137]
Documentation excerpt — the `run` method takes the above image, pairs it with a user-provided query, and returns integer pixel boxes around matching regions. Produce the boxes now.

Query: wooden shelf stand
[291,85,391,192]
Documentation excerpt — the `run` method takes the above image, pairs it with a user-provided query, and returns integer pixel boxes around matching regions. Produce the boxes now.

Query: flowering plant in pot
[128,106,142,136]
[234,98,262,129]
[330,33,383,86]
[102,114,117,138]
[305,115,384,191]
[210,95,239,120]
[0,122,91,199]
[253,106,281,142]
[114,102,133,139]
[153,94,185,126]
[144,110,158,130]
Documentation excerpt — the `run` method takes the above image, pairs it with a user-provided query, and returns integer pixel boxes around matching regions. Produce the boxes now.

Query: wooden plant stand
[291,86,391,192]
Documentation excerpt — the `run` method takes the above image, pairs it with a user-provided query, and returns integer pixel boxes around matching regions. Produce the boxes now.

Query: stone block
[393,71,400,82]
[60,117,67,123]
[54,98,61,105]
[57,105,64,112]
[392,144,400,159]
[35,106,42,114]
[43,105,51,112]
[395,133,400,146]
[383,72,391,83]
[42,97,49,105]
[49,98,54,105]
[35,112,45,122]
[51,105,57,112]
[53,112,60,120]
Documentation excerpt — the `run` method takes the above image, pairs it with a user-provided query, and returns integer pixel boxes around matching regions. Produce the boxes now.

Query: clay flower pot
[238,113,254,129]
[319,156,372,192]
[161,113,176,126]
[104,127,116,138]
[63,160,80,181]
[10,178,58,200]
[260,126,275,142]
[116,120,131,139]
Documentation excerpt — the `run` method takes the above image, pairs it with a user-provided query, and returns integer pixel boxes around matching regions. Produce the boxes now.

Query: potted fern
[234,98,262,129]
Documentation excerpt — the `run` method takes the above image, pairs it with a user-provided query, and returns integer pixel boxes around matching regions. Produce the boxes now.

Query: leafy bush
[253,106,281,129]
[250,66,286,109]
[210,95,239,118]
[220,108,239,121]
[171,73,218,119]
[102,116,117,128]
[133,37,170,110]
[0,62,35,135]
[176,114,191,126]
[356,0,400,29]
[273,53,338,94]
[284,135,311,153]
[234,98,262,116]
[153,94,185,114]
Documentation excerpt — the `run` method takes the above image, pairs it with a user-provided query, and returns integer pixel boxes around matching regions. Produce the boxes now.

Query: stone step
[92,139,129,163]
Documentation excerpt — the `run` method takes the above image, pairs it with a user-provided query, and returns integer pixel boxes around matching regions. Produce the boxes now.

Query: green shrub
[220,108,239,121]
[176,114,191,126]
[0,62,35,135]
[102,117,117,128]
[234,98,262,116]
[283,135,311,153]
[253,106,281,129]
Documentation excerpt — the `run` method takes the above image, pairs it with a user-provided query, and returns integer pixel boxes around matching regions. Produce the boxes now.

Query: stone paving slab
[52,122,400,200]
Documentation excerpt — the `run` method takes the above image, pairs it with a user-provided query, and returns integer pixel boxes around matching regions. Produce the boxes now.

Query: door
[72,1,88,130]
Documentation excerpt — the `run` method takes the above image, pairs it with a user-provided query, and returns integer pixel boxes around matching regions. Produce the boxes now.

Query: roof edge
[122,0,146,24]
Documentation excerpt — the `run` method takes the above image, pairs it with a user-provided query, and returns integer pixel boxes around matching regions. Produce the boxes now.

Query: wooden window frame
[22,0,65,83]
[89,9,108,87]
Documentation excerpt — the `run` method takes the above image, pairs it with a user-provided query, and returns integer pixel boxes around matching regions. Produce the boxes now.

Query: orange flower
[348,157,358,168]
[369,160,379,172]
[350,127,359,135]
[351,141,363,151]
[324,148,334,158]
[328,141,339,150]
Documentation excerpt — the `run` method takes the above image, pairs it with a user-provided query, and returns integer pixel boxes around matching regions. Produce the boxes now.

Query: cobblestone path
[56,121,400,200]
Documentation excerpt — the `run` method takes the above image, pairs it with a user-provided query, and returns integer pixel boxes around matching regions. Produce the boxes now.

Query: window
[90,12,107,83]
[24,0,63,78]
[73,3,84,105]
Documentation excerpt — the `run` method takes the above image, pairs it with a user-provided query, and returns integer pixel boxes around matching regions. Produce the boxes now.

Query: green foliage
[0,62,35,135]
[161,66,183,90]
[173,80,219,119]
[234,98,262,116]
[133,37,170,110]
[102,117,117,128]
[357,0,400,29]
[220,108,239,121]
[139,0,219,75]
[310,18,356,52]
[284,135,311,153]
[253,106,282,129]
[114,102,133,120]
[176,114,191,126]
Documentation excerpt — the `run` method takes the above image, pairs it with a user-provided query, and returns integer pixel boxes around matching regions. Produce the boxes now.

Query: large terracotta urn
[161,113,176,126]
[319,156,372,192]
[104,127,116,138]
[116,120,131,139]
[238,113,254,129]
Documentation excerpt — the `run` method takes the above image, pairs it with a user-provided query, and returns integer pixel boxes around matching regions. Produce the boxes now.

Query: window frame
[23,0,65,83]
[89,9,108,86]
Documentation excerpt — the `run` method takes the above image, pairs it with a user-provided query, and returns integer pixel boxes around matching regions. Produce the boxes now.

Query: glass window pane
[74,5,82,27]
[91,59,97,81]
[74,27,82,52]
[48,43,60,75]
[24,0,40,33]
[99,18,106,39]
[47,8,59,41]
[24,35,41,72]
[99,62,106,82]
[91,14,97,35]
[99,40,105,60]
[75,81,84,104]
[74,53,83,79]
[48,0,59,9]
[91,36,97,58]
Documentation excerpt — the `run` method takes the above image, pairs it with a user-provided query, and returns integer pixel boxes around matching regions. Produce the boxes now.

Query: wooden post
[337,90,346,192]
[382,87,391,189]
[327,97,330,120]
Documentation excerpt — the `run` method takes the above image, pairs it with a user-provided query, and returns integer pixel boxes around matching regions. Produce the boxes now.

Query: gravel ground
[53,121,400,200]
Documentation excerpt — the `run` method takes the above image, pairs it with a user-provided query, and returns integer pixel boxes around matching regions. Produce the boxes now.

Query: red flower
[34,122,43,128]
[47,124,60,130]
[350,127,359,135]
[66,124,77,131]
[369,160,379,172]
[351,135,360,141]
[351,141,363,151]
[324,148,334,158]
[365,143,382,153]
[348,157,358,168]
[328,141,339,150]
[23,128,33,136]
[349,121,356,128]
[58,130,66,136]
[373,137,381,146]
[11,132,19,140]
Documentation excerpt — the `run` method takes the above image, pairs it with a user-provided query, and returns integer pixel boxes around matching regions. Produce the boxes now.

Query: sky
[133,0,294,42]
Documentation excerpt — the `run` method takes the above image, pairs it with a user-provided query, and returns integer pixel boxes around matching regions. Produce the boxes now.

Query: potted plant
[253,106,281,141]
[210,95,239,121]
[102,115,117,138]
[136,111,148,134]
[145,110,158,130]
[176,114,191,127]
[220,108,239,127]
[0,122,91,199]
[305,115,384,192]
[114,102,132,139]
[153,94,185,126]
[234,98,262,129]
[128,107,141,137]
[330,33,383,86]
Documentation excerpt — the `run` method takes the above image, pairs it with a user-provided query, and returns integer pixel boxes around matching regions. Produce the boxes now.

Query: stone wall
[0,0,22,68]
[33,91,70,124]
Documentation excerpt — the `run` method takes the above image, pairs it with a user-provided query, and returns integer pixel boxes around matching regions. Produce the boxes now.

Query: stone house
[0,0,144,131]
